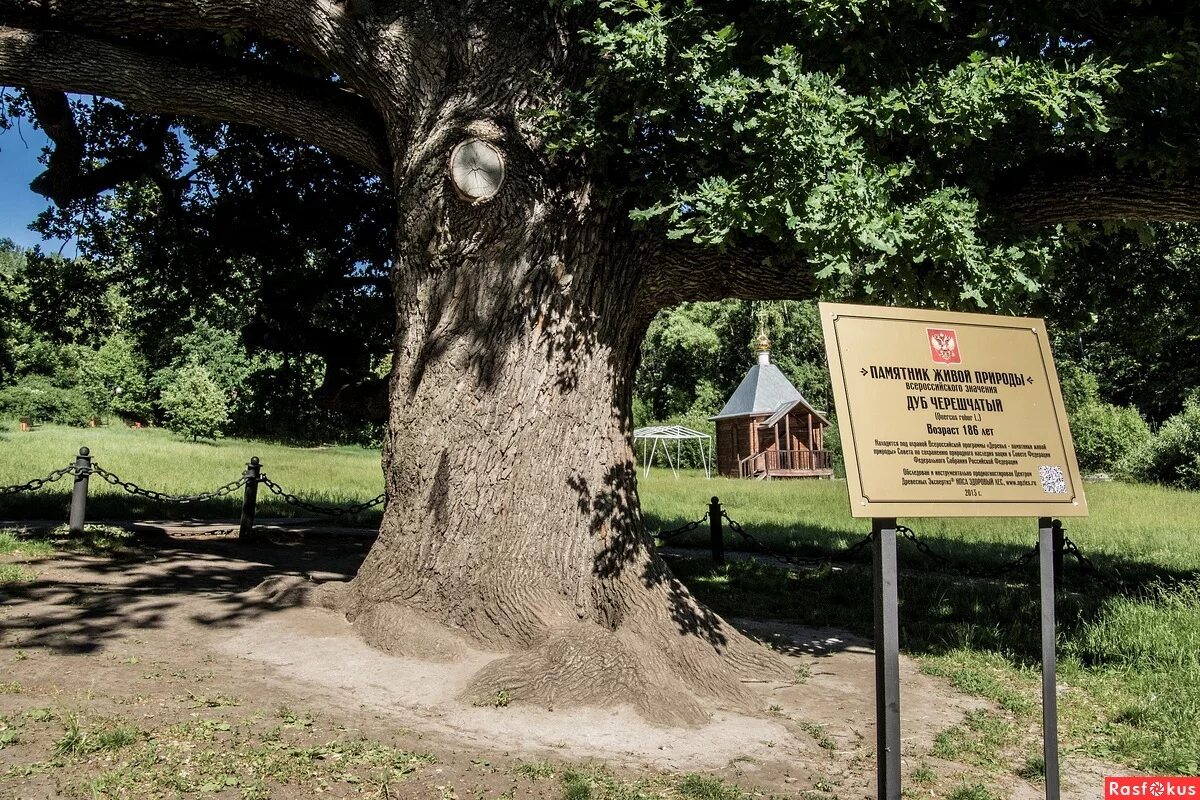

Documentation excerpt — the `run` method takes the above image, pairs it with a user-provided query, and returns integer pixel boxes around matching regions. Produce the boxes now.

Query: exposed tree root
[311,573,797,726]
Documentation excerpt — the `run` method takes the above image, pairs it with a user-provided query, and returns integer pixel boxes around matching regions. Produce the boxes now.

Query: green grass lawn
[4,421,1199,776]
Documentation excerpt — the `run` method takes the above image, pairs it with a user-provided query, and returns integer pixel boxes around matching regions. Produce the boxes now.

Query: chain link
[258,475,385,516]
[0,464,77,496]
[723,509,875,569]
[1062,535,1126,590]
[654,515,708,542]
[897,524,1041,579]
[89,463,247,505]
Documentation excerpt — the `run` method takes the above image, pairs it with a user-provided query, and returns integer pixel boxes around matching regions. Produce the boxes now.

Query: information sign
[820,303,1088,518]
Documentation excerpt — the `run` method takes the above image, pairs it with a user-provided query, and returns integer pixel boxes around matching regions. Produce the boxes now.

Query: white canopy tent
[633,425,712,479]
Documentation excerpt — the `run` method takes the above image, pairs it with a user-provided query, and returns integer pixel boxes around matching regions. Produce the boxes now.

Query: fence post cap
[710,496,720,505]
[78,446,90,457]
[249,456,260,466]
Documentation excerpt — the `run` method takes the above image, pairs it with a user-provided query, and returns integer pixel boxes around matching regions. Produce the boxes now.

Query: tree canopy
[4,3,1200,368]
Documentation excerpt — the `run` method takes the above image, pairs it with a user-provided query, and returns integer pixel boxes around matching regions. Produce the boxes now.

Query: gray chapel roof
[711,362,804,420]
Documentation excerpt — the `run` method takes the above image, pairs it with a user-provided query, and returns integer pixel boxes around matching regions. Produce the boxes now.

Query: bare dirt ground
[0,528,1116,798]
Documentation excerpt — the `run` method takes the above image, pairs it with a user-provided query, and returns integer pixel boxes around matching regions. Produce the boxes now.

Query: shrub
[1124,397,1200,489]
[0,376,96,426]
[1069,401,1151,474]
[1057,364,1101,414]
[158,364,230,441]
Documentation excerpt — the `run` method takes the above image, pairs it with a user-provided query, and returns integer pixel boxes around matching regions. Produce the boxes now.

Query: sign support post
[1039,517,1061,800]
[872,518,902,800]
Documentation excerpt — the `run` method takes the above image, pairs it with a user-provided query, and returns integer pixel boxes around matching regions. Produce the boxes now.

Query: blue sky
[0,123,74,254]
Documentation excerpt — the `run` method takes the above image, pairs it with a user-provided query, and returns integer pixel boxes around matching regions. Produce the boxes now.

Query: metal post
[872,518,901,800]
[239,457,261,540]
[1039,517,1061,800]
[709,496,724,565]
[1052,520,1065,586]
[68,447,91,536]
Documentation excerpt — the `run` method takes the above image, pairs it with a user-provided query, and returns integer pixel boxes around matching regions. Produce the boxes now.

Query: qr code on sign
[1040,466,1066,494]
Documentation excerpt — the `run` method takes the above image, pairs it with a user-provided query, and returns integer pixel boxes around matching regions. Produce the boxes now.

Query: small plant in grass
[910,763,937,786]
[187,691,240,708]
[54,714,141,757]
[276,706,314,727]
[49,524,134,553]
[0,564,35,584]
[561,769,593,800]
[1017,753,1045,781]
[513,761,556,780]
[676,773,743,799]
[798,721,836,751]
[0,531,55,558]
[0,716,21,749]
[947,784,1000,800]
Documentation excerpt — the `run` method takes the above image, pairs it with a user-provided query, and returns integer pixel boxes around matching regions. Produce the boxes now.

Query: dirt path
[0,531,1113,798]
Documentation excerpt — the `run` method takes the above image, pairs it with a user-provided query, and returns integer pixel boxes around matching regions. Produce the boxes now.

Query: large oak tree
[3,1,1199,720]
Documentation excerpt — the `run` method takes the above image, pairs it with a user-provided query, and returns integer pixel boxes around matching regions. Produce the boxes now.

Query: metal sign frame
[820,303,1087,518]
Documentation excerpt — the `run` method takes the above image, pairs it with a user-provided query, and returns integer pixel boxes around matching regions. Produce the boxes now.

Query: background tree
[159,363,229,441]
[4,1,1200,719]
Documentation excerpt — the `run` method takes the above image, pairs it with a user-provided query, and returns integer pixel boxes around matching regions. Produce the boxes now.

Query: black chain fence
[0,464,76,496]
[91,463,248,505]
[3,451,1123,589]
[653,501,1125,589]
[655,515,709,542]
[721,509,875,569]
[0,448,387,536]
[259,475,386,517]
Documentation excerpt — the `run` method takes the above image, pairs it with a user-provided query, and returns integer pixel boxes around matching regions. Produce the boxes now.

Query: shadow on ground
[0,531,374,654]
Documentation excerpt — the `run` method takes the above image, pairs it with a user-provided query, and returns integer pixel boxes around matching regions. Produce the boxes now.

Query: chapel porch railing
[738,449,833,478]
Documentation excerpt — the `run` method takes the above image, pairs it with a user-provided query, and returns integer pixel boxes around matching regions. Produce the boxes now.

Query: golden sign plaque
[820,303,1088,518]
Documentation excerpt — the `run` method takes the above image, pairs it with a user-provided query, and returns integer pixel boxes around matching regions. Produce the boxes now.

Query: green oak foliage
[550,0,1196,308]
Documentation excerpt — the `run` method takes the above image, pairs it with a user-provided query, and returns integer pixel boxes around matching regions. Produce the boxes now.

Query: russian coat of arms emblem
[927,328,961,364]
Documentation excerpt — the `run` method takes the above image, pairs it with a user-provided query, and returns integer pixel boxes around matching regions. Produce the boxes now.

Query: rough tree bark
[307,10,799,723]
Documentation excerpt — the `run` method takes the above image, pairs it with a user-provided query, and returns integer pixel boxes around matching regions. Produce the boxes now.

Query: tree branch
[636,237,817,314]
[0,0,378,86]
[1001,172,1200,226]
[0,26,389,176]
[25,89,189,206]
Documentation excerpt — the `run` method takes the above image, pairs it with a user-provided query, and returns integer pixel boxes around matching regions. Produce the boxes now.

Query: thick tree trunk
[315,126,791,723]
